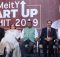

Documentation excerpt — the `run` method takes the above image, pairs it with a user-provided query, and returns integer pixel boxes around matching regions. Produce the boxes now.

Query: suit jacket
[0,28,5,41]
[40,27,57,43]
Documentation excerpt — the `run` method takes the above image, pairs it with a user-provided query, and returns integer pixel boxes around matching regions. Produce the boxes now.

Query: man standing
[21,21,39,57]
[40,20,57,57]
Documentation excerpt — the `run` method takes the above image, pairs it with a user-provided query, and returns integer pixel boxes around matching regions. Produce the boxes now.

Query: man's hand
[45,37,52,42]
[35,37,40,42]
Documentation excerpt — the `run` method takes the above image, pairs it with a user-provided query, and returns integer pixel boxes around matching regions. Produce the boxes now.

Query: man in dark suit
[40,20,57,57]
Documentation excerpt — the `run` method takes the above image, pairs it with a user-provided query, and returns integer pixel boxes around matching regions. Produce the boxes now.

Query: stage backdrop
[0,0,60,33]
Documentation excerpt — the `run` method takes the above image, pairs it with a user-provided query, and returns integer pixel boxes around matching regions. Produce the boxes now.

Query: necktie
[47,29,51,37]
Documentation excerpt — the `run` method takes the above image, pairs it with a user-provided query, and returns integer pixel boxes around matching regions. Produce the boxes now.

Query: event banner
[0,0,59,30]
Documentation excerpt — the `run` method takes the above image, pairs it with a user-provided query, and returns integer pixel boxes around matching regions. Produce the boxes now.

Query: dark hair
[47,20,52,24]
[10,24,16,29]
[27,21,32,24]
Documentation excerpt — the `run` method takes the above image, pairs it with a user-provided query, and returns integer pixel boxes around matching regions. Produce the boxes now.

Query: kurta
[2,29,21,57]
[21,27,38,42]
[0,40,11,56]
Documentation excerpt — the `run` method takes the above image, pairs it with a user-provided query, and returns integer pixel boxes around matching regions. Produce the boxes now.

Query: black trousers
[0,55,4,57]
[20,40,34,57]
[43,41,54,57]
[24,40,34,53]
[58,40,60,45]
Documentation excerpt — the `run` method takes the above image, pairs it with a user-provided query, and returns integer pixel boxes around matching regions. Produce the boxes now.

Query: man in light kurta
[21,21,38,42]
[21,21,39,57]
[2,24,21,57]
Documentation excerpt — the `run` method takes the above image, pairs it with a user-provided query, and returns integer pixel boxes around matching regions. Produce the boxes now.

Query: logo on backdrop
[0,0,41,29]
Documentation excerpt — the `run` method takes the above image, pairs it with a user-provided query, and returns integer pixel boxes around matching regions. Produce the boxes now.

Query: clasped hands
[45,37,52,42]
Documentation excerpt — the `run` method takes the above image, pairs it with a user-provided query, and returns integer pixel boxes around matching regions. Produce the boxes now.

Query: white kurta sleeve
[35,28,38,39]
[21,29,24,39]
[15,30,21,39]
[57,28,60,39]
[1,38,11,54]
[5,42,12,54]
